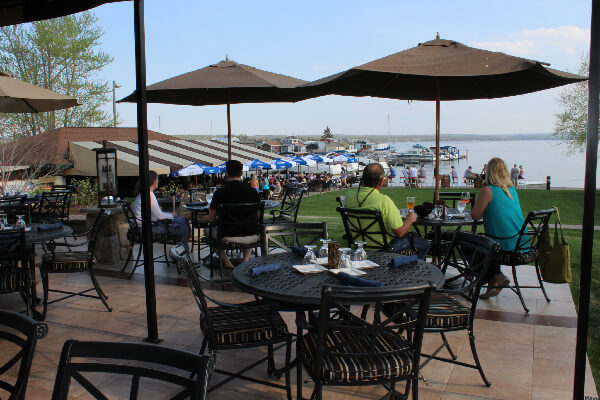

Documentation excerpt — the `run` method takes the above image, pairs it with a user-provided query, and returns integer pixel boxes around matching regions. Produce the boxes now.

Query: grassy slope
[298,188,600,391]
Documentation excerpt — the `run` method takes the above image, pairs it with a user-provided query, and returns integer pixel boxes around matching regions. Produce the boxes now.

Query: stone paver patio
[0,242,597,399]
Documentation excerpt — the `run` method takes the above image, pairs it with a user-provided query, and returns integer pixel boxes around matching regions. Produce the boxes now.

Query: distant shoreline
[174,133,557,142]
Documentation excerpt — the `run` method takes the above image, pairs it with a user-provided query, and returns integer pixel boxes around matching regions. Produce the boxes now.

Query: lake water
[387,140,597,189]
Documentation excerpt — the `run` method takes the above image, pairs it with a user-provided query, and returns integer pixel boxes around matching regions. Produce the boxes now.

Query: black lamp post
[94,140,118,207]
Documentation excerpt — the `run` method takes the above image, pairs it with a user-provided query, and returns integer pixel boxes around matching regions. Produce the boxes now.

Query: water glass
[338,248,352,269]
[318,239,330,259]
[434,205,444,220]
[303,244,317,265]
[353,241,367,262]
[16,215,26,229]
[0,213,7,229]
[456,199,466,214]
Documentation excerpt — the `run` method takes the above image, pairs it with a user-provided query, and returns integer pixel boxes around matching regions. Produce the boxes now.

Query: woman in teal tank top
[471,157,525,298]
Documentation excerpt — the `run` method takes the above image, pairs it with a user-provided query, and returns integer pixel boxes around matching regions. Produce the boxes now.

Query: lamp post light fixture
[94,140,118,207]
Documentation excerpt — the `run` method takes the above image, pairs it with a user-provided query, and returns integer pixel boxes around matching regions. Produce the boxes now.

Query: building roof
[263,141,282,146]
[4,127,173,166]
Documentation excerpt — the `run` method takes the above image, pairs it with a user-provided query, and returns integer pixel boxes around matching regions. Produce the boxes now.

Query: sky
[87,0,592,137]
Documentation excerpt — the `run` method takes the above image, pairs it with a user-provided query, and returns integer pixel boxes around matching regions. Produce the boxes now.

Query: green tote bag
[539,207,572,284]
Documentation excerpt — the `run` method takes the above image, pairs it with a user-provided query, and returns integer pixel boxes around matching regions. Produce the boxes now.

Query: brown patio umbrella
[0,71,79,113]
[120,58,316,159]
[304,34,587,200]
[0,0,127,26]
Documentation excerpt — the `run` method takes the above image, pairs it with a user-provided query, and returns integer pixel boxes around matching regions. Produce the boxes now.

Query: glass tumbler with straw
[434,204,444,220]
[319,238,330,259]
[303,244,317,265]
[353,241,367,262]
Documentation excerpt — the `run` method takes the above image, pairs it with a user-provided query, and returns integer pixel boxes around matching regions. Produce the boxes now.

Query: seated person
[418,164,427,184]
[464,165,473,182]
[471,157,524,298]
[408,165,419,187]
[208,160,261,269]
[345,163,429,259]
[132,171,190,253]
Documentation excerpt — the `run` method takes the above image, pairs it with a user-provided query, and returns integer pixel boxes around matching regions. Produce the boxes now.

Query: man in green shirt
[345,163,429,259]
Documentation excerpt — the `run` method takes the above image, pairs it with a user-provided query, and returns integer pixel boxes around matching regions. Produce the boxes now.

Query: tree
[0,12,114,137]
[554,56,599,154]
[321,126,333,140]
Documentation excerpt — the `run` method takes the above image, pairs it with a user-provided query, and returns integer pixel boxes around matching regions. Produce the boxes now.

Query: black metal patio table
[25,223,73,245]
[232,251,443,399]
[232,251,444,306]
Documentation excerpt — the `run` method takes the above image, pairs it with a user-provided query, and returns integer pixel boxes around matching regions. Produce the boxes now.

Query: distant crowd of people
[245,169,351,199]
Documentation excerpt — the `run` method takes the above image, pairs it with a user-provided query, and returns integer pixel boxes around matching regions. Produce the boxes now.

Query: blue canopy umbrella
[347,157,358,163]
[245,159,275,170]
[290,156,308,165]
[171,163,212,177]
[272,158,295,170]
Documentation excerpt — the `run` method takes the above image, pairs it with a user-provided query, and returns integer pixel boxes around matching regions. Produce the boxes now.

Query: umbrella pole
[227,103,232,160]
[574,0,599,397]
[133,0,160,343]
[434,80,441,203]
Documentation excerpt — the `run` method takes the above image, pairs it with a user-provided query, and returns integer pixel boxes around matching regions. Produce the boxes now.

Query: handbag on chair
[539,207,572,284]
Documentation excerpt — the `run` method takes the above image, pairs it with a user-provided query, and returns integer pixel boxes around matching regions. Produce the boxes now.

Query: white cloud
[469,26,590,65]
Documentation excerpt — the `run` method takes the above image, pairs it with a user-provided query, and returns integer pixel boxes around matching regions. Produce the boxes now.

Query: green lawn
[299,187,600,225]
[299,187,600,391]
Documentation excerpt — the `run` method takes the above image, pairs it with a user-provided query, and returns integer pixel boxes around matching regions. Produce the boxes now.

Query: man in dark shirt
[209,160,261,268]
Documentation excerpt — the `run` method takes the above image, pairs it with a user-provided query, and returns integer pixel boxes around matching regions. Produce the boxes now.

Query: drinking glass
[338,248,352,269]
[303,244,317,265]
[318,239,330,259]
[15,215,26,229]
[0,213,7,229]
[434,205,444,220]
[406,196,416,210]
[461,192,471,211]
[353,241,367,262]
[456,198,466,214]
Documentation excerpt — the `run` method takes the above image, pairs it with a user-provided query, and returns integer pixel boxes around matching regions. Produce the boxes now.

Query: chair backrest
[215,202,264,238]
[51,340,214,400]
[312,284,432,384]
[0,310,48,400]
[335,195,346,208]
[0,228,27,268]
[51,185,74,192]
[189,187,209,203]
[438,231,501,302]
[121,200,140,231]
[261,222,328,255]
[0,196,25,206]
[278,187,306,222]
[87,209,106,257]
[37,191,70,223]
[511,208,555,254]
[336,206,390,251]
[437,191,476,208]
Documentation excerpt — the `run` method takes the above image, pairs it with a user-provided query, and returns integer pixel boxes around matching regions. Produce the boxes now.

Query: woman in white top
[132,171,190,252]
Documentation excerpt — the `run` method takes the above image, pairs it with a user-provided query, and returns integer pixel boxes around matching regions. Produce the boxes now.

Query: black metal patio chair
[0,228,35,316]
[298,283,433,400]
[120,200,179,279]
[260,222,328,255]
[51,340,215,400]
[384,231,500,387]
[488,208,555,313]
[0,310,48,400]
[269,187,305,223]
[40,209,111,320]
[172,246,292,399]
[207,202,264,284]
[32,191,70,224]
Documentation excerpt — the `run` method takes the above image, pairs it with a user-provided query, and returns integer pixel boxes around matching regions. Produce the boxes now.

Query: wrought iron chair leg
[89,268,112,312]
[297,326,303,400]
[511,265,530,313]
[41,270,49,321]
[128,243,144,280]
[535,261,551,302]
[285,336,292,400]
[199,338,207,355]
[469,329,491,387]
[267,344,276,375]
[440,332,457,360]
[121,243,133,272]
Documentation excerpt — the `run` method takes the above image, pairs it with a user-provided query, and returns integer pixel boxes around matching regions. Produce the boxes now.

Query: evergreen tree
[321,126,333,140]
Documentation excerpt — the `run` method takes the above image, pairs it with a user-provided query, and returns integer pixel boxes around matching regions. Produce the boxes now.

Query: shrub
[72,178,97,207]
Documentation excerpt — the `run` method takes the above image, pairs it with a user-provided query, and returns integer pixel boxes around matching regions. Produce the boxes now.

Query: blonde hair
[250,174,259,187]
[485,157,513,198]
